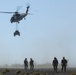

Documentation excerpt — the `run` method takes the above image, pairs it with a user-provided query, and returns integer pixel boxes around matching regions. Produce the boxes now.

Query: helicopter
[0,5,30,23]
[0,6,30,36]
[11,5,30,23]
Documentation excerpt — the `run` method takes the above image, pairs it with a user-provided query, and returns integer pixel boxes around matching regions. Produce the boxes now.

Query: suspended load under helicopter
[0,5,30,37]
[14,30,20,36]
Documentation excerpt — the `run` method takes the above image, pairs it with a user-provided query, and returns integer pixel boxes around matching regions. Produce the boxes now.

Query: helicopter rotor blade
[0,11,15,14]
[0,6,22,14]
[16,6,22,12]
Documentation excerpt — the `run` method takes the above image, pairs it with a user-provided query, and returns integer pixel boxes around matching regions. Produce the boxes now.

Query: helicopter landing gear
[13,23,20,37]
[18,21,20,23]
[24,18,26,20]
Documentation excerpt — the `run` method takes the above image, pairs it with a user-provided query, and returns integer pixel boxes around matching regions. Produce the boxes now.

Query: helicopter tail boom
[26,6,30,14]
[24,6,30,17]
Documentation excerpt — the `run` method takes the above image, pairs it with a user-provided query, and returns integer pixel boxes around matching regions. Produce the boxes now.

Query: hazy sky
[0,0,76,67]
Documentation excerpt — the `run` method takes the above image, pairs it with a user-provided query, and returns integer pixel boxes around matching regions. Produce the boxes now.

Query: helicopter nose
[10,20,13,23]
[10,19,13,23]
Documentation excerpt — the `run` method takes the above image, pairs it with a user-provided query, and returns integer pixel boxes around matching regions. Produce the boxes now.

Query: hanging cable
[16,22,19,30]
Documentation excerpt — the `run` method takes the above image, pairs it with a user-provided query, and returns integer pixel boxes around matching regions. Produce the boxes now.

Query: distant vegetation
[0,63,66,68]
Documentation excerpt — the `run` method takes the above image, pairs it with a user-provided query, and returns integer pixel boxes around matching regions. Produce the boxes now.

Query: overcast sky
[0,0,76,67]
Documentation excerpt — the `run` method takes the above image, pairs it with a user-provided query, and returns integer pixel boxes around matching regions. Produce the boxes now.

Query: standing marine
[30,58,34,70]
[61,57,67,71]
[52,57,58,72]
[24,58,28,70]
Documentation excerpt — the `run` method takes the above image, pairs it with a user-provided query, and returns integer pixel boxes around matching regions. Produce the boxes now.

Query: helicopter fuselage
[0,5,30,23]
[10,13,27,23]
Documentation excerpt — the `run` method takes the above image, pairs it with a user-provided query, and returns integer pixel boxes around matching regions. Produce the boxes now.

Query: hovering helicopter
[0,6,30,36]
[0,5,30,23]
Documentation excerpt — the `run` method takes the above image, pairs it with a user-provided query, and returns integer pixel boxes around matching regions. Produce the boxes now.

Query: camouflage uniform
[24,58,28,70]
[30,58,34,70]
[52,57,58,72]
[61,57,67,71]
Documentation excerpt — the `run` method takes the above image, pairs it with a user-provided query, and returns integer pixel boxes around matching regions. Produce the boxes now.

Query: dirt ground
[0,68,76,75]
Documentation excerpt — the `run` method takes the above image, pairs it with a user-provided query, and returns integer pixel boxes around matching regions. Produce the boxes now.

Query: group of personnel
[24,58,34,70]
[24,57,68,72]
[52,57,67,72]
